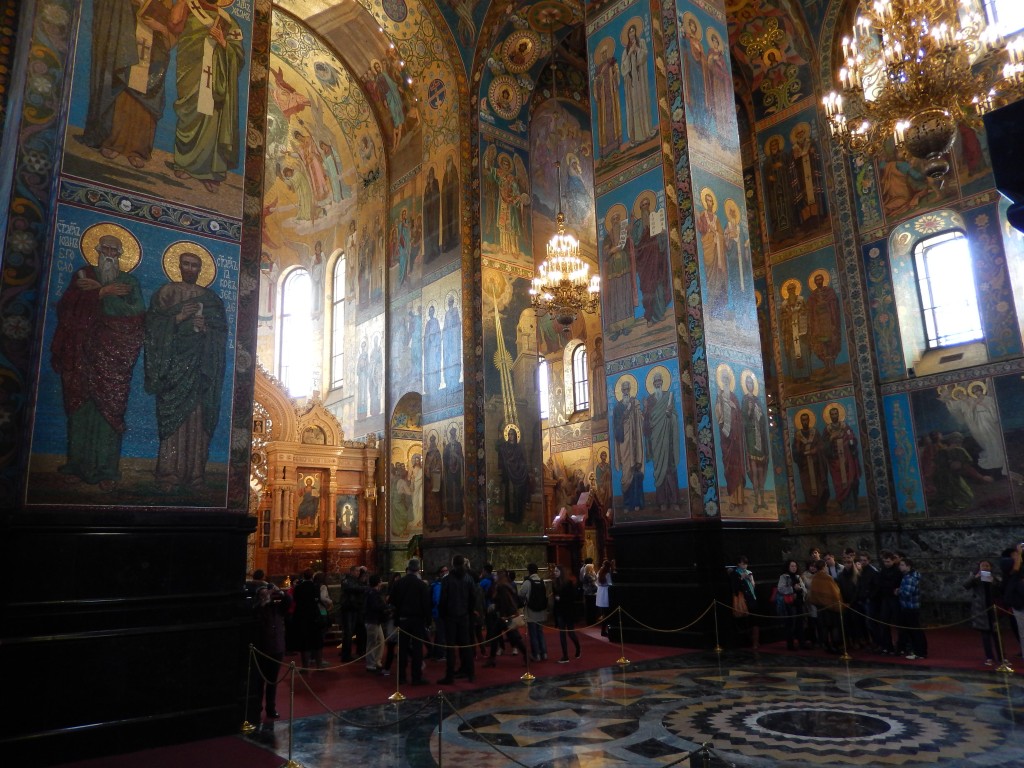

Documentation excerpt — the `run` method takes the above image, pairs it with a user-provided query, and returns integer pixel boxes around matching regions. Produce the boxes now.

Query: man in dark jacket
[437,554,479,684]
[339,565,368,661]
[874,551,903,654]
[389,558,431,685]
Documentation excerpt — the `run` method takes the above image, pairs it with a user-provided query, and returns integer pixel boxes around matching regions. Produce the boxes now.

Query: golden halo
[392,446,405,463]
[740,369,759,396]
[408,445,421,464]
[724,198,740,222]
[966,379,988,396]
[620,17,644,46]
[715,362,735,392]
[80,222,142,273]
[214,0,234,7]
[764,134,785,155]
[445,289,460,308]
[762,46,783,67]
[595,36,616,63]
[681,11,702,38]
[794,408,816,429]
[950,384,967,400]
[789,121,811,143]
[807,268,831,289]
[632,190,658,221]
[446,421,462,441]
[426,428,440,445]
[646,365,671,394]
[755,289,763,308]
[614,373,639,401]
[781,278,803,297]
[162,241,217,287]
[502,30,540,74]
[707,26,723,49]
[604,203,628,237]
[699,187,718,212]
[824,401,847,422]
[503,423,521,442]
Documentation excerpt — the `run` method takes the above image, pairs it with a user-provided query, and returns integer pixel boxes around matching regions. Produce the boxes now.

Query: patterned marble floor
[245,651,1024,767]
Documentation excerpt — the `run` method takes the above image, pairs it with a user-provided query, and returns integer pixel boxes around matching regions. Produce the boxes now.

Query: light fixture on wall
[529,161,600,330]
[823,0,1024,179]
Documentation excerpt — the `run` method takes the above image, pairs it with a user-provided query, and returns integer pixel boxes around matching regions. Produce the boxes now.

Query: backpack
[527,577,548,611]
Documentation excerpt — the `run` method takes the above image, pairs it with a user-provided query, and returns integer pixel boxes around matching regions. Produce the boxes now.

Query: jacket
[808,571,843,611]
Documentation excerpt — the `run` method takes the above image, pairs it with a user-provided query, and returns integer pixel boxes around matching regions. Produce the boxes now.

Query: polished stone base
[245,650,1024,766]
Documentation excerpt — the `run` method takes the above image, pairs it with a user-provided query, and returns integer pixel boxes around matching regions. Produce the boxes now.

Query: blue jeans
[527,617,547,658]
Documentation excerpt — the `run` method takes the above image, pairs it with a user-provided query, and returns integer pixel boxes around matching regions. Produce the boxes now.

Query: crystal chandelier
[530,161,600,330]
[823,0,1024,179]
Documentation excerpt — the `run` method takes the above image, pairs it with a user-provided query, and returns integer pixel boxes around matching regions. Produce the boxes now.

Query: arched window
[330,255,346,391]
[914,230,983,349]
[986,0,1024,34]
[571,344,590,412]
[538,358,550,420]
[278,268,314,397]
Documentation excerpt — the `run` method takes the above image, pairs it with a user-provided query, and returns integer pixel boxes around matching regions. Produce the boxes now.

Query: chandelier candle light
[823,0,1024,179]
[530,161,600,330]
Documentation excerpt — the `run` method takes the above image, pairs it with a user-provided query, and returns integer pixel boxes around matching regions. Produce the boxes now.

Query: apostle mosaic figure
[823,404,860,512]
[612,375,645,511]
[789,123,827,228]
[592,38,623,159]
[762,134,794,241]
[443,425,465,528]
[741,371,769,511]
[602,205,637,333]
[423,166,441,262]
[705,28,732,134]
[497,424,531,524]
[791,409,830,515]
[643,367,679,511]
[424,304,442,394]
[442,294,462,390]
[621,20,654,146]
[52,227,146,490]
[632,192,669,325]
[779,279,811,381]
[424,432,443,530]
[681,13,707,126]
[167,0,244,192]
[714,364,744,508]
[807,270,841,372]
[441,153,461,253]
[144,245,227,492]
[696,189,728,310]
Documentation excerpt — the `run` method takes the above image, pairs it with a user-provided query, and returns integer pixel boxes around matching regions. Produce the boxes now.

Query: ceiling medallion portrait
[502,29,541,74]
[488,74,523,120]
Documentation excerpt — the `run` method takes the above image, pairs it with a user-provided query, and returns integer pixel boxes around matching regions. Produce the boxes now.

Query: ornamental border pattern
[818,0,893,521]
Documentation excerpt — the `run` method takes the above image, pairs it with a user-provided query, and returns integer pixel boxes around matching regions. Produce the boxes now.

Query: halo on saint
[755,289,763,307]
[646,364,671,394]
[807,268,831,289]
[595,36,616,63]
[162,241,216,287]
[699,187,718,212]
[426,428,439,446]
[632,189,658,221]
[764,134,785,155]
[781,277,803,297]
[794,408,816,428]
[445,289,460,308]
[614,372,639,401]
[950,384,967,400]
[408,446,421,464]
[715,362,735,392]
[80,222,142,273]
[789,121,811,143]
[707,26,723,48]
[724,197,740,222]
[604,202,628,236]
[823,401,847,422]
[392,446,405,463]
[681,11,702,38]
[966,379,987,396]
[762,46,783,67]
[620,17,644,45]
[446,421,462,440]
[740,369,759,395]
[503,422,521,442]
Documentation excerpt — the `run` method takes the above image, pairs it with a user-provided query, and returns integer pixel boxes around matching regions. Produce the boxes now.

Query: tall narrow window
[538,358,550,420]
[278,268,314,396]
[986,0,1024,35]
[260,509,270,548]
[572,345,590,412]
[914,230,983,348]
[330,255,346,390]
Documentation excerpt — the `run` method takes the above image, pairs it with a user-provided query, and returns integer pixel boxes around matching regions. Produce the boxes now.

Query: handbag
[507,613,527,630]
[783,593,796,605]
[731,592,749,618]
[316,601,330,628]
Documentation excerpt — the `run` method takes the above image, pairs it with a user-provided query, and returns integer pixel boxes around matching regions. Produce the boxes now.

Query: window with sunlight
[278,269,314,397]
[914,230,983,349]
[572,345,590,413]
[986,0,1024,36]
[330,256,346,391]
[539,358,550,420]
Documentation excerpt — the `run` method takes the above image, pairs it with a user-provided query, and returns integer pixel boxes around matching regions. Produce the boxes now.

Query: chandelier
[823,0,1024,179]
[530,161,600,329]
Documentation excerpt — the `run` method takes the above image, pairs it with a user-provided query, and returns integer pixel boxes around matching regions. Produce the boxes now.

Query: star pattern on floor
[856,672,1019,702]
[458,706,635,748]
[691,667,835,691]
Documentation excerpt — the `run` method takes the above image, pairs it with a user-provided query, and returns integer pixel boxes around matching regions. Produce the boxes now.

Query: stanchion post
[521,621,536,682]
[994,603,1015,674]
[279,662,303,768]
[616,607,630,666]
[389,626,407,702]
[713,600,723,653]
[838,602,852,661]
[241,644,257,734]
